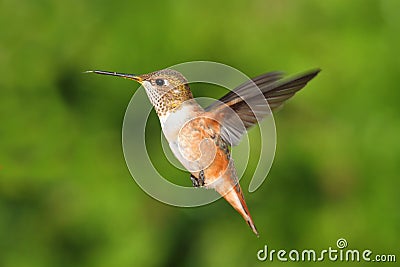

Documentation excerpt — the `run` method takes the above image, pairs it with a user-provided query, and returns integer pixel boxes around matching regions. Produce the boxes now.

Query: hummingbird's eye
[155,79,165,86]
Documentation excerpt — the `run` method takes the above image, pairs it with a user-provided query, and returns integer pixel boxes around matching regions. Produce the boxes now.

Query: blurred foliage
[1,0,399,266]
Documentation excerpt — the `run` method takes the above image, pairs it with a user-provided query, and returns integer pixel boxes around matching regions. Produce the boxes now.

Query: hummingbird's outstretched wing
[205,69,320,146]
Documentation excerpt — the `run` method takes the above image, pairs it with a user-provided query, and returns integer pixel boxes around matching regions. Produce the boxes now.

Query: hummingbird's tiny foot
[190,174,200,187]
[199,170,205,186]
[190,171,205,187]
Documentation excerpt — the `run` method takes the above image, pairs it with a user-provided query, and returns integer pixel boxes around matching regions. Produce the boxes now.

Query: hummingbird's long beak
[85,70,143,83]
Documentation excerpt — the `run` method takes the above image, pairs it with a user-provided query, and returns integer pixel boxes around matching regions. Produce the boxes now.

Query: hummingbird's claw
[190,174,200,187]
[199,170,205,186]
[190,171,205,187]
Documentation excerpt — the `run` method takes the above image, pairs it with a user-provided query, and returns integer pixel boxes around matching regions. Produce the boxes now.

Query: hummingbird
[87,67,320,236]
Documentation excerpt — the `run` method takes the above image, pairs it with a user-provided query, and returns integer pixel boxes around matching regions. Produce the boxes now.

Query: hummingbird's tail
[218,183,259,237]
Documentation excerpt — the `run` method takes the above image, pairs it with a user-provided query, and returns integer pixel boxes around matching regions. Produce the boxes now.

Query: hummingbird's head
[87,69,193,117]
[140,69,193,116]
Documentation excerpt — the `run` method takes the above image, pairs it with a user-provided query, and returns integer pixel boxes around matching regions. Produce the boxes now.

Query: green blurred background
[1,0,399,266]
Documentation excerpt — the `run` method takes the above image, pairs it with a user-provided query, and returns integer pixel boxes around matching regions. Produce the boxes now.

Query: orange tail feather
[218,183,259,236]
